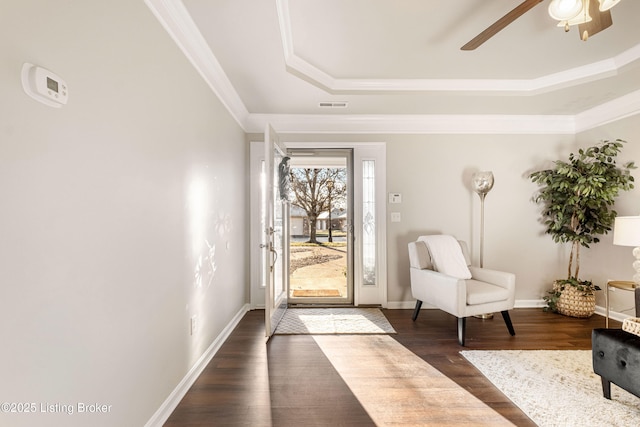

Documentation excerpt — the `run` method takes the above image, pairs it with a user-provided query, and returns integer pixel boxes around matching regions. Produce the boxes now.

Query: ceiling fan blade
[578,0,612,40]
[461,0,544,50]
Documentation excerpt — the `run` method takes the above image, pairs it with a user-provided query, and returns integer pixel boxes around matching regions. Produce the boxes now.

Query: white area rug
[461,350,640,427]
[274,308,396,335]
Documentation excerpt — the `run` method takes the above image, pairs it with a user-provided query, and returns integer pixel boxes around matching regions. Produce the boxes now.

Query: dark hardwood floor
[164,308,617,426]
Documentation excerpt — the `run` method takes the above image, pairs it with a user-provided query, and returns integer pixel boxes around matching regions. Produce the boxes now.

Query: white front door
[264,125,289,337]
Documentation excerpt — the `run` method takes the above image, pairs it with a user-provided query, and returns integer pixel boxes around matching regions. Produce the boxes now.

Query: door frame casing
[249,140,266,310]
[250,141,387,308]
[275,141,386,307]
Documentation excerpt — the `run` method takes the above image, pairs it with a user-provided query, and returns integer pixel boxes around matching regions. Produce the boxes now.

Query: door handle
[270,245,278,271]
[263,226,278,272]
[262,242,278,272]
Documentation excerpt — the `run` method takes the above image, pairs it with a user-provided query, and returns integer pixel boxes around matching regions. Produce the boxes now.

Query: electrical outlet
[190,315,198,335]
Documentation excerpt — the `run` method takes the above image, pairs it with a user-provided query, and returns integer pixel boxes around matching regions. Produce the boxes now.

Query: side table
[605,280,638,328]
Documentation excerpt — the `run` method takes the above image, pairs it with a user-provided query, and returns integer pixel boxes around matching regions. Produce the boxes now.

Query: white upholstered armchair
[408,235,516,346]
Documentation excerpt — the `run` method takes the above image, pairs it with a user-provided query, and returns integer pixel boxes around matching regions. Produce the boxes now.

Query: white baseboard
[144,303,251,427]
[386,299,546,310]
[514,300,546,308]
[594,305,633,323]
[387,299,632,324]
[385,301,418,309]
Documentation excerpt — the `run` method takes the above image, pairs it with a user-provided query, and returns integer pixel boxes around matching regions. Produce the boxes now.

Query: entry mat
[274,307,396,335]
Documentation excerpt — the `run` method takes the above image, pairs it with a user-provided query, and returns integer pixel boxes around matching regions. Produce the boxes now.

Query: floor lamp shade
[472,171,494,196]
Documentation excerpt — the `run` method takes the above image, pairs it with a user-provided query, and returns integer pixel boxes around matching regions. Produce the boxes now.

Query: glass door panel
[287,149,353,305]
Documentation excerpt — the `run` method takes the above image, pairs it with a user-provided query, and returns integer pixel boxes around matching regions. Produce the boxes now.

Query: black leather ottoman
[592,328,640,400]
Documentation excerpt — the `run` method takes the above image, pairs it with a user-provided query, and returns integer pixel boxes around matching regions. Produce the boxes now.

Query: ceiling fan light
[598,0,621,11]
[548,0,583,21]
[556,0,592,27]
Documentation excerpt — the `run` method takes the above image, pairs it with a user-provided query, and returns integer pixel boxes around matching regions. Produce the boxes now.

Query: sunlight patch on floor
[313,335,515,426]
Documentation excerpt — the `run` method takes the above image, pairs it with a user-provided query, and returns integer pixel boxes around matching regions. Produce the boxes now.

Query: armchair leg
[412,300,423,321]
[457,317,466,346]
[501,310,516,336]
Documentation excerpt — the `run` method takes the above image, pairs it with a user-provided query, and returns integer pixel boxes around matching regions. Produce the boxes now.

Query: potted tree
[530,139,635,317]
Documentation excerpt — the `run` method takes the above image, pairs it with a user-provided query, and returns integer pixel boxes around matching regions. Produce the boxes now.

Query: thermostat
[388,193,402,204]
[21,63,68,108]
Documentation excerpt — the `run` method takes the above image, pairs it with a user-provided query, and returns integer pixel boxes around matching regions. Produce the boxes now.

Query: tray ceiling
[151,0,640,133]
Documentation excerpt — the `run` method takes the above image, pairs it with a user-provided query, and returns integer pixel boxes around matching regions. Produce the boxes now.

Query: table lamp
[613,216,640,284]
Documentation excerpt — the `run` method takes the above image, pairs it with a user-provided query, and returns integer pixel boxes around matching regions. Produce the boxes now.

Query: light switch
[391,212,401,222]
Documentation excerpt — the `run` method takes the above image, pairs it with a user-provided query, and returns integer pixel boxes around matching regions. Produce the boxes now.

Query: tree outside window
[289,168,346,244]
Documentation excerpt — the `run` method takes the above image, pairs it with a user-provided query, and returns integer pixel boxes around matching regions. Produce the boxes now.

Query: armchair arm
[469,266,515,290]
[410,268,466,317]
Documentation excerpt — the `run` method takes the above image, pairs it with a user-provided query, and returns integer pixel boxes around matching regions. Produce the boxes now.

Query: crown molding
[276,0,640,95]
[246,88,640,135]
[149,0,640,136]
[247,88,640,134]
[575,88,640,132]
[144,0,249,128]
[244,114,576,135]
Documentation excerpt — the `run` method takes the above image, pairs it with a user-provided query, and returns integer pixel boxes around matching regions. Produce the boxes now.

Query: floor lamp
[472,171,494,320]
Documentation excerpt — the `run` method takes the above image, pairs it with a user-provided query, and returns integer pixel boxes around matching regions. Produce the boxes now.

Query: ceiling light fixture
[549,0,591,32]
[548,0,621,39]
[548,0,583,21]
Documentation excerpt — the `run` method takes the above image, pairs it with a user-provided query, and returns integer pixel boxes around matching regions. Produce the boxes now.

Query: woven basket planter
[553,281,596,318]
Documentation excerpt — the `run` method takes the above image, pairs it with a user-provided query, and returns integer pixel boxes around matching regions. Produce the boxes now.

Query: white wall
[0,1,247,426]
[282,124,640,313]
[281,133,580,306]
[384,133,579,305]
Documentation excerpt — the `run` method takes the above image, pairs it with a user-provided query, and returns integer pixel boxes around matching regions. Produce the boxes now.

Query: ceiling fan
[461,0,620,50]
